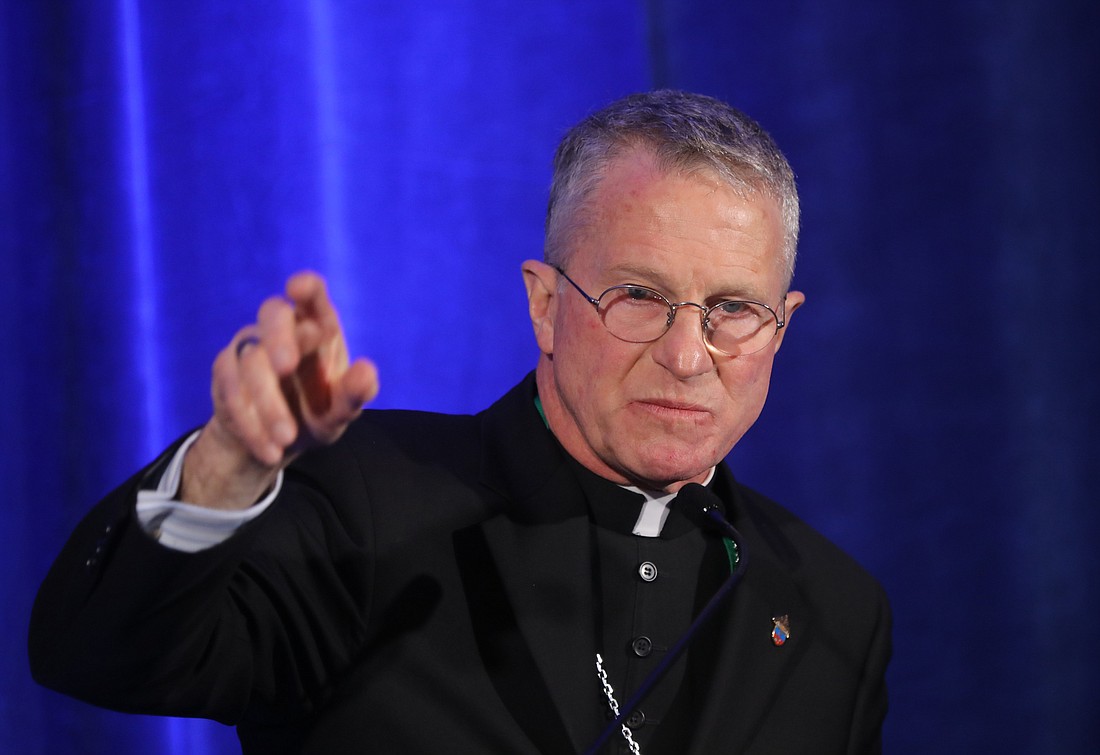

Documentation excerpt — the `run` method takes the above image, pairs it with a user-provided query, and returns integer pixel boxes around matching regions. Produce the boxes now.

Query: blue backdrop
[3,1,1097,752]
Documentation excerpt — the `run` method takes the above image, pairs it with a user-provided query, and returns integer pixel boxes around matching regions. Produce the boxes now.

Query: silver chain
[594,652,642,755]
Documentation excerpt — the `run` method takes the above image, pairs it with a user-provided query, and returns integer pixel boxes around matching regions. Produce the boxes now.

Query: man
[30,90,890,753]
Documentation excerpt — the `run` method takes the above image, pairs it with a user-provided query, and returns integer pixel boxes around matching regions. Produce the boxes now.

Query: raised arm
[29,272,382,720]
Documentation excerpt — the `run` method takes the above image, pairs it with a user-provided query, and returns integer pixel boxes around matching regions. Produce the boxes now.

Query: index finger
[284,271,341,339]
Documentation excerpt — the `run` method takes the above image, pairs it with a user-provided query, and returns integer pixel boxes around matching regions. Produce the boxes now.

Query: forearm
[29,441,374,723]
[28,454,260,719]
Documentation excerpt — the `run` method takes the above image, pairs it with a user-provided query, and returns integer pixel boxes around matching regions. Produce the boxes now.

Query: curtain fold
[3,1,1096,752]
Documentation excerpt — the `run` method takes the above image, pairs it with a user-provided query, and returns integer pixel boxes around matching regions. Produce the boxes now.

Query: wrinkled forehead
[561,154,788,286]
[562,146,773,231]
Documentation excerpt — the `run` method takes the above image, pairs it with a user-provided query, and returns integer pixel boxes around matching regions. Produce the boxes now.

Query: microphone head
[673,483,730,536]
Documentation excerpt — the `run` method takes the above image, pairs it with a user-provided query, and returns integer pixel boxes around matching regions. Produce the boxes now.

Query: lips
[633,398,712,418]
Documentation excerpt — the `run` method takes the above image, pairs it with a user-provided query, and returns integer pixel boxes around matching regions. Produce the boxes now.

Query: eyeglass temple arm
[554,266,601,307]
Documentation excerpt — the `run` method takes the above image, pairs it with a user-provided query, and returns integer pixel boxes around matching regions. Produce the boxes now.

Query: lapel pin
[771,615,791,646]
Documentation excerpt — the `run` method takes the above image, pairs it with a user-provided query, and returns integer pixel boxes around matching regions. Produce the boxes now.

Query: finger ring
[235,335,261,357]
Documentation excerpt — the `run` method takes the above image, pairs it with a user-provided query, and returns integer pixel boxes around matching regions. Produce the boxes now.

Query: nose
[650,303,712,378]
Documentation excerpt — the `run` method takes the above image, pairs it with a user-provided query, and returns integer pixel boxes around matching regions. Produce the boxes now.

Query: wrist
[179,420,282,510]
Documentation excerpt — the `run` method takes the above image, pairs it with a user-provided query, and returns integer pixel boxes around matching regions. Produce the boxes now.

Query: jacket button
[631,636,653,657]
[625,709,646,729]
[637,561,658,582]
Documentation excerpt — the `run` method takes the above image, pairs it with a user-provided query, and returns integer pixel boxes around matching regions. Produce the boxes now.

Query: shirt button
[631,636,653,657]
[625,709,647,729]
[637,561,658,582]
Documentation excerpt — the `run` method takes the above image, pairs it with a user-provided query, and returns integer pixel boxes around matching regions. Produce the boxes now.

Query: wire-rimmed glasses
[556,267,786,357]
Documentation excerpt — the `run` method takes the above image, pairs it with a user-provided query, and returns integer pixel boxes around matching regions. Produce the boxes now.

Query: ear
[521,260,558,355]
[771,290,805,353]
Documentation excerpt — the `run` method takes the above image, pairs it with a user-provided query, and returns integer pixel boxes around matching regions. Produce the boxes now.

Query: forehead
[569,151,786,297]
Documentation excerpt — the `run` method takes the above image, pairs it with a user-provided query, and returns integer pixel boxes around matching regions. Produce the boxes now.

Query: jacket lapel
[688,471,809,752]
[463,374,606,752]
[478,499,605,751]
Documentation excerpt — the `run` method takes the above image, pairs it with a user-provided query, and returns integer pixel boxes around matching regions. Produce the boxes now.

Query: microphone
[584,483,748,754]
[674,482,741,541]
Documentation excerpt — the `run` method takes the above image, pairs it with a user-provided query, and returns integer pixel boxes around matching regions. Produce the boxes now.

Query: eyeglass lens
[598,286,777,355]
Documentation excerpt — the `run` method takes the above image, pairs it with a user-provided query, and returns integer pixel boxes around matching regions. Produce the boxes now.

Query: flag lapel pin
[771,615,791,646]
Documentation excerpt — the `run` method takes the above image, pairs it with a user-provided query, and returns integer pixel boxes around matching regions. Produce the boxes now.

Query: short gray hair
[545,90,800,285]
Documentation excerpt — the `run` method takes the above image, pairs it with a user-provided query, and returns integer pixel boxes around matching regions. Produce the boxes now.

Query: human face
[523,149,804,492]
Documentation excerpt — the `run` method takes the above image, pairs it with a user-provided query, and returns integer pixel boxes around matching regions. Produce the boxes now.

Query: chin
[630,450,716,488]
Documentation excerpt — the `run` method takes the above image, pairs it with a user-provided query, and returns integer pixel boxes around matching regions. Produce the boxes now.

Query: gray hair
[545,90,800,285]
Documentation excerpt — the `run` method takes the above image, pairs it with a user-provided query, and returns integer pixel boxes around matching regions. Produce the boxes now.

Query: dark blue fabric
[3,1,1097,752]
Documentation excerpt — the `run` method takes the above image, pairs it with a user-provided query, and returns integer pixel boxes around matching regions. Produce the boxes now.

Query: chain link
[595,652,641,755]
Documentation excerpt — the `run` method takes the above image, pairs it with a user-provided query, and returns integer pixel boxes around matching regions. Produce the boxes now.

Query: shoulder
[289,372,542,493]
[312,372,539,474]
[285,407,486,511]
[342,407,483,464]
[728,474,888,609]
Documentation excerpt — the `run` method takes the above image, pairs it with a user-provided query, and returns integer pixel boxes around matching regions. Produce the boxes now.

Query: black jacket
[30,373,890,753]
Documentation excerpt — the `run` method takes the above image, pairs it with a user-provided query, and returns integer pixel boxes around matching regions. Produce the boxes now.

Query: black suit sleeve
[27,437,377,726]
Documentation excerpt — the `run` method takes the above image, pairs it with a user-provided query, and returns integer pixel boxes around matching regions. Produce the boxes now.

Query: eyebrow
[601,262,765,302]
[599,263,664,289]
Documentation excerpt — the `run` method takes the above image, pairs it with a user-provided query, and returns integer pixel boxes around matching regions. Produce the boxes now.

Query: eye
[623,286,661,301]
[601,286,669,320]
[715,300,753,317]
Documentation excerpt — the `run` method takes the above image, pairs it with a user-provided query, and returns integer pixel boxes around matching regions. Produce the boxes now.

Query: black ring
[235,335,261,358]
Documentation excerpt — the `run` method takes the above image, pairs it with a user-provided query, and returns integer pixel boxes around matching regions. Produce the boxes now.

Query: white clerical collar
[622,467,716,537]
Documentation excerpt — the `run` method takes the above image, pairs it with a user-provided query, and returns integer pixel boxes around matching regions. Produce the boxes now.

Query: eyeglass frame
[554,266,788,357]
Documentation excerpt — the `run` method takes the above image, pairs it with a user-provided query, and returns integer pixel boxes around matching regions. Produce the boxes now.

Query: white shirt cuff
[135,431,282,553]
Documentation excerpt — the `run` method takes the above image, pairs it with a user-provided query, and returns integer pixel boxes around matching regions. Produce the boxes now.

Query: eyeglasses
[556,267,786,357]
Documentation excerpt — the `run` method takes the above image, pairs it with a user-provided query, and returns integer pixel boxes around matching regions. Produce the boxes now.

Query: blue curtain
[3,1,1096,752]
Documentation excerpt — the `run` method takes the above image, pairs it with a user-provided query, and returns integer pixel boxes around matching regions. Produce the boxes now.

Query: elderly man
[30,90,890,753]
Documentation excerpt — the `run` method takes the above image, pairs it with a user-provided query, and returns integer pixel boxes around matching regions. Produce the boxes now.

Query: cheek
[558,330,642,421]
[554,302,602,352]
[557,305,631,374]
[717,358,775,418]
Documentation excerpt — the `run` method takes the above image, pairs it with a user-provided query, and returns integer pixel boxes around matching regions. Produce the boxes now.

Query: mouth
[633,398,712,420]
